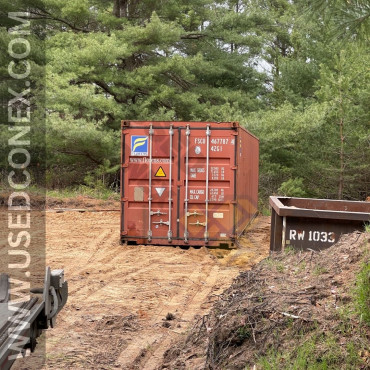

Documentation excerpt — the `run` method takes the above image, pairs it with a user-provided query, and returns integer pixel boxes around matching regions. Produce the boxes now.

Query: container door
[124,125,177,242]
[180,125,236,244]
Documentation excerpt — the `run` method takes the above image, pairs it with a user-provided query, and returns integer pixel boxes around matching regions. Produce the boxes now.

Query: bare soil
[2,198,270,369]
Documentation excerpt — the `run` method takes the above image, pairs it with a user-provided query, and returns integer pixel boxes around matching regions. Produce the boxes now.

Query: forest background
[1,0,369,205]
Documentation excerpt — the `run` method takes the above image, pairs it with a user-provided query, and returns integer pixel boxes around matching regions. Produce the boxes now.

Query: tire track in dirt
[116,261,215,369]
[140,264,223,370]
[38,227,124,368]
[40,213,226,369]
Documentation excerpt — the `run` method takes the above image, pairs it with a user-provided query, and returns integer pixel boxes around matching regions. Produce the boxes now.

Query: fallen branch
[280,312,301,319]
[280,312,312,322]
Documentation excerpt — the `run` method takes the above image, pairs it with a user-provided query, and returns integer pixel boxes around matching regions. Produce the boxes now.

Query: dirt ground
[5,207,270,369]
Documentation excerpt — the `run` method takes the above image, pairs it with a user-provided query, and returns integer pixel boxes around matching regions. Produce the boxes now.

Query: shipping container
[120,121,259,248]
[270,196,370,252]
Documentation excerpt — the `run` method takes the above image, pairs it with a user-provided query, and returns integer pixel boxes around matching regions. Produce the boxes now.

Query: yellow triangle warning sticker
[155,166,166,177]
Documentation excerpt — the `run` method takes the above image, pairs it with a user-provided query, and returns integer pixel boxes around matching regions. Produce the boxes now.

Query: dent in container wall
[121,121,259,247]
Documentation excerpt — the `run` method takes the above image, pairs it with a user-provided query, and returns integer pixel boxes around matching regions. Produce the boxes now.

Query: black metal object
[0,267,68,369]
[270,197,370,252]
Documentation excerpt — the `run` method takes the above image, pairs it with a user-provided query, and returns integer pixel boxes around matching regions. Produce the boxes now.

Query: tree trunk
[338,76,344,200]
[113,0,128,18]
[338,116,344,199]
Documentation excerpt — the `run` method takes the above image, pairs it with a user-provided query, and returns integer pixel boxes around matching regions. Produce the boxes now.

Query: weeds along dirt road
[8,209,269,369]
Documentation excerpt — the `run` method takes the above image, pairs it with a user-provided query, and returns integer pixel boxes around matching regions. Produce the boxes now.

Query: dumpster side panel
[284,217,366,251]
[269,196,370,252]
[270,208,283,252]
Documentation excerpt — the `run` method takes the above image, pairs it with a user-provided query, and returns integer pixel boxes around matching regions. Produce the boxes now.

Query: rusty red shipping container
[120,121,259,247]
[270,196,370,252]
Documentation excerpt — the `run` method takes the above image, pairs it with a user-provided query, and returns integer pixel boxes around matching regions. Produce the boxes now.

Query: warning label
[155,187,165,197]
[155,166,166,177]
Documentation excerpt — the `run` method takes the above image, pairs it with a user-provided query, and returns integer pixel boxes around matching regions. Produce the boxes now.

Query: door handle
[189,220,206,227]
[186,210,203,217]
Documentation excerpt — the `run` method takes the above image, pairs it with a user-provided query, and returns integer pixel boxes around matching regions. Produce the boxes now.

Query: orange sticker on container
[155,166,166,177]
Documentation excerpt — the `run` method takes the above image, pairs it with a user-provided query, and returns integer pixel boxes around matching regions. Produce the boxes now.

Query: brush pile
[161,231,369,369]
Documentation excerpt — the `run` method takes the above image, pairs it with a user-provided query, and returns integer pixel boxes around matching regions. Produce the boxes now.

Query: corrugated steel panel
[121,121,259,247]
[270,196,370,252]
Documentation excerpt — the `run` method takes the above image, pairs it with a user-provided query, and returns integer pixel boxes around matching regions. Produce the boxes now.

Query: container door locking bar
[168,125,174,242]
[204,125,211,243]
[184,124,190,243]
[148,124,154,242]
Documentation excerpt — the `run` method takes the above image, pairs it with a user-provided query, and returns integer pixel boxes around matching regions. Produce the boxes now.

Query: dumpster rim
[269,196,370,222]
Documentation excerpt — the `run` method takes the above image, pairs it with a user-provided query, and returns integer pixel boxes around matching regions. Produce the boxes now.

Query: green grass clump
[255,332,363,369]
[355,261,370,325]
[313,265,328,276]
[47,185,120,201]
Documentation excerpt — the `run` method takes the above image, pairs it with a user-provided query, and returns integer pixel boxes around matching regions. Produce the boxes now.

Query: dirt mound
[46,195,120,210]
[0,191,120,210]
[0,191,46,208]
[161,231,370,369]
